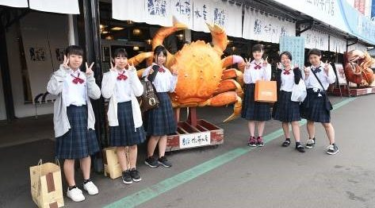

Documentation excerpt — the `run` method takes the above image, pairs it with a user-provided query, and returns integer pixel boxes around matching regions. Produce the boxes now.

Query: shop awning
[0,0,79,14]
[270,0,375,45]
[112,0,243,38]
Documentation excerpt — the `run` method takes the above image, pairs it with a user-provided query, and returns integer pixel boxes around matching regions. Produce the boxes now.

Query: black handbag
[139,65,160,112]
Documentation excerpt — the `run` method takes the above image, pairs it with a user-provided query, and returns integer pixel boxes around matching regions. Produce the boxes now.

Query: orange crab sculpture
[344,50,375,86]
[130,20,246,122]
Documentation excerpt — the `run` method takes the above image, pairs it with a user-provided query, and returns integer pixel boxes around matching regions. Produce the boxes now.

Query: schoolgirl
[101,48,145,184]
[241,44,272,147]
[47,45,100,202]
[273,51,305,153]
[303,48,338,155]
[143,45,178,168]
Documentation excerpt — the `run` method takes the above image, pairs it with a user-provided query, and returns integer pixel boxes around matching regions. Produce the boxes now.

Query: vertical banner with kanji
[279,36,305,70]
[145,0,173,26]
[171,0,193,28]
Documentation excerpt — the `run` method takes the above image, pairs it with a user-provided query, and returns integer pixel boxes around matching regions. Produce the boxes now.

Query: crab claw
[206,22,228,55]
[150,17,188,67]
[128,52,153,66]
[222,55,246,71]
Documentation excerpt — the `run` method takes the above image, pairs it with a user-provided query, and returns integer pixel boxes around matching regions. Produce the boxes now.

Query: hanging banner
[171,0,193,29]
[192,0,213,33]
[191,0,242,37]
[300,27,329,51]
[243,8,295,43]
[20,13,69,104]
[112,0,145,23]
[329,36,347,53]
[29,0,79,14]
[221,2,242,38]
[112,0,243,38]
[280,36,305,71]
[0,0,28,8]
[145,0,173,26]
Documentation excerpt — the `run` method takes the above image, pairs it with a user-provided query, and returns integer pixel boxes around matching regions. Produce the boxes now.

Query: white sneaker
[83,181,99,195]
[67,187,85,202]
[305,138,315,149]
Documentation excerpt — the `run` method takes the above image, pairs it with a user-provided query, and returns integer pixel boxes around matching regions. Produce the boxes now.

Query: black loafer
[296,144,306,153]
[282,139,291,147]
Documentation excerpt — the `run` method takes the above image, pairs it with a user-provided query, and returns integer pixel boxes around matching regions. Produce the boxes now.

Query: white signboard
[243,8,295,43]
[271,0,351,34]
[179,131,211,149]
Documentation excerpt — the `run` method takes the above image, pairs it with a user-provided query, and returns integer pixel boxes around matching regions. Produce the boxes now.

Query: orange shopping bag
[254,80,277,103]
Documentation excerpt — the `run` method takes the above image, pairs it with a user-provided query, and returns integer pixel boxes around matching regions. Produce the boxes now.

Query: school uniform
[102,67,146,146]
[241,60,272,121]
[273,67,302,122]
[142,64,178,136]
[302,62,336,123]
[47,65,101,159]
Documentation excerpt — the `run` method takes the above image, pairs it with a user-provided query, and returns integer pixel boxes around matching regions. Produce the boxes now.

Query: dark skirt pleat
[110,101,146,147]
[56,105,100,159]
[241,84,271,121]
[146,92,177,136]
[301,91,331,123]
[273,91,301,122]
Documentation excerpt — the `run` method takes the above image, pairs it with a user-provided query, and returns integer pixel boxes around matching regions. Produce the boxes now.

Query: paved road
[2,95,375,208]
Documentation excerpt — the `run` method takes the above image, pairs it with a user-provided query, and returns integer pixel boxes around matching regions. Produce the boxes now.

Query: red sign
[354,0,366,14]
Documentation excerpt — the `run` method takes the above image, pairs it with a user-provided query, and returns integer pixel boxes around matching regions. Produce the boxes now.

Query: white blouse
[142,63,178,93]
[305,62,336,91]
[244,60,272,84]
[63,69,87,107]
[114,69,132,103]
[280,69,296,92]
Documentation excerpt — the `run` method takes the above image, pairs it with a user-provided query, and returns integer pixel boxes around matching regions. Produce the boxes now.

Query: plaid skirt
[109,101,146,146]
[146,92,177,136]
[241,84,271,121]
[273,91,301,122]
[55,105,100,159]
[301,90,331,123]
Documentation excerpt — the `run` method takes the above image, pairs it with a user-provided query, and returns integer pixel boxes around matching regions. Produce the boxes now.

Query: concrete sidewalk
[0,95,374,208]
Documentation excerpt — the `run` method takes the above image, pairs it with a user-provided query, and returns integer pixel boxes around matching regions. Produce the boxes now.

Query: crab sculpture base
[166,108,224,152]
[332,85,375,97]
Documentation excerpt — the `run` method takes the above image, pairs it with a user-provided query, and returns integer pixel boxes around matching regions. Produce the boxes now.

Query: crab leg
[128,52,153,66]
[215,79,243,98]
[222,68,244,86]
[206,23,228,56]
[222,55,246,72]
[199,91,242,122]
